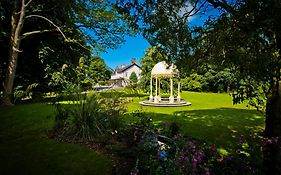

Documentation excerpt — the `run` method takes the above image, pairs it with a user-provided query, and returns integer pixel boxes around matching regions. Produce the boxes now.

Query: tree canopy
[0,0,132,104]
[117,0,281,173]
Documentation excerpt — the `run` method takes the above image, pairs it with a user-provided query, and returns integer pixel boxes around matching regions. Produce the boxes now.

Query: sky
[100,35,150,70]
[100,2,219,70]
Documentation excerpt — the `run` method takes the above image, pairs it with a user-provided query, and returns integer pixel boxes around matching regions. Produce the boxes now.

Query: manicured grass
[0,91,265,174]
[125,91,265,153]
[0,103,112,175]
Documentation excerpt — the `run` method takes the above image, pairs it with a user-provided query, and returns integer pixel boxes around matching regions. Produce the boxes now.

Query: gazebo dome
[139,61,191,106]
[151,61,178,77]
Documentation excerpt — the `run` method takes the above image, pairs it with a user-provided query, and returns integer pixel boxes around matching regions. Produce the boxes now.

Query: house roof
[115,63,141,73]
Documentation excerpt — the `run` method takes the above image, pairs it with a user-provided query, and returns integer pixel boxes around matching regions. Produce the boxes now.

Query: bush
[53,92,126,141]
[181,73,203,92]
[117,112,263,175]
[130,72,138,85]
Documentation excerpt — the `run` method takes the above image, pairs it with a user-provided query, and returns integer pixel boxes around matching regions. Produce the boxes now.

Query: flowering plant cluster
[126,118,219,175]
[124,112,265,175]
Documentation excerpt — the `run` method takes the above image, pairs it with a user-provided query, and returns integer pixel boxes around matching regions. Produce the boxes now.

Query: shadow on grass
[141,108,265,152]
[0,103,112,175]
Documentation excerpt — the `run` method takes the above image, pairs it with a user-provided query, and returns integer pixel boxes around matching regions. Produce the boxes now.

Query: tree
[200,1,281,173]
[129,72,138,84]
[1,0,132,105]
[84,56,112,85]
[139,46,167,92]
[117,0,281,173]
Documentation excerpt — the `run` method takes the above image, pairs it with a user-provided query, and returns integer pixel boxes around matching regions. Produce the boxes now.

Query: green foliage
[0,91,265,174]
[232,79,269,113]
[0,103,112,175]
[139,46,168,92]
[117,0,193,62]
[51,62,125,141]
[0,0,133,100]
[181,73,204,92]
[85,56,112,84]
[48,56,111,92]
[124,111,262,175]
[12,83,40,103]
[180,67,236,93]
[202,67,236,93]
[129,71,138,84]
[12,86,25,103]
[54,92,126,141]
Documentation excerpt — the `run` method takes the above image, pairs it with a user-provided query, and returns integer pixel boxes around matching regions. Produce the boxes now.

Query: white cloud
[178,1,196,22]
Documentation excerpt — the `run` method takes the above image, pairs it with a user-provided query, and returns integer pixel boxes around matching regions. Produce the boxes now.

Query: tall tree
[201,1,281,173]
[1,0,131,105]
[117,0,281,173]
[139,46,167,92]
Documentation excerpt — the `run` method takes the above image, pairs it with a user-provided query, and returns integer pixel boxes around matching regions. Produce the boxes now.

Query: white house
[110,58,141,87]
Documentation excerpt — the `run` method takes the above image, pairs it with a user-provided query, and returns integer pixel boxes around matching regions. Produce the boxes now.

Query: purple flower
[262,137,280,147]
[205,168,211,175]
[239,137,245,144]
[179,155,187,162]
[192,159,197,169]
[196,151,205,163]
[187,141,196,153]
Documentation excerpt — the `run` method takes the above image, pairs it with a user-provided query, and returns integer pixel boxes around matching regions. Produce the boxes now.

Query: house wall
[110,65,142,87]
[123,65,142,80]
[110,73,122,80]
[110,65,141,80]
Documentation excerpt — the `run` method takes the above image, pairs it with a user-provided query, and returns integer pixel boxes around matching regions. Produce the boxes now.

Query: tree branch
[187,0,208,18]
[24,15,91,51]
[25,14,66,39]
[21,29,57,39]
[206,0,235,14]
[25,0,33,8]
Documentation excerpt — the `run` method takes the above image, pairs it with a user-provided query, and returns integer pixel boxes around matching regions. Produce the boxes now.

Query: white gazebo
[140,61,191,107]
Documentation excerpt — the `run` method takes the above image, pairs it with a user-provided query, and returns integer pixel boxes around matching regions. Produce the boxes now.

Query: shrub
[118,112,263,175]
[130,72,138,85]
[181,73,203,92]
[53,92,126,141]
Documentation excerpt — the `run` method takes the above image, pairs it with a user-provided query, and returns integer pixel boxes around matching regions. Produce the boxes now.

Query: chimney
[121,64,126,69]
[131,58,137,64]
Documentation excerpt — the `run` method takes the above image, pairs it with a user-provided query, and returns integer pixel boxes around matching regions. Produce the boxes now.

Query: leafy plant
[181,73,203,92]
[130,71,138,85]
[53,92,126,141]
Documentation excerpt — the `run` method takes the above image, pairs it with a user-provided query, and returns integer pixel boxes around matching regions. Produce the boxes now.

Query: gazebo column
[158,78,161,101]
[149,76,153,102]
[177,81,181,102]
[169,78,174,103]
[154,77,159,103]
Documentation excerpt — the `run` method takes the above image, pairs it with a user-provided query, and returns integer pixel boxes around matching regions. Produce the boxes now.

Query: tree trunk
[2,0,25,106]
[2,46,20,106]
[264,81,281,174]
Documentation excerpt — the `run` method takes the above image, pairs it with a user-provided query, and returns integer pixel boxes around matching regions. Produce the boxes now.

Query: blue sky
[100,34,150,69]
[101,3,219,70]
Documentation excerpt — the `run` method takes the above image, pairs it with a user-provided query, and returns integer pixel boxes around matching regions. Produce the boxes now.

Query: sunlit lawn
[0,91,265,174]
[125,91,265,153]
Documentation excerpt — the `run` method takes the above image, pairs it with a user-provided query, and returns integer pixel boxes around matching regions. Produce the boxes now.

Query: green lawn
[0,103,112,175]
[0,91,265,174]
[125,91,265,153]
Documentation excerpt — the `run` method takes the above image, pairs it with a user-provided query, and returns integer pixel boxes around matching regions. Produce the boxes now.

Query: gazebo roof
[151,61,178,78]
